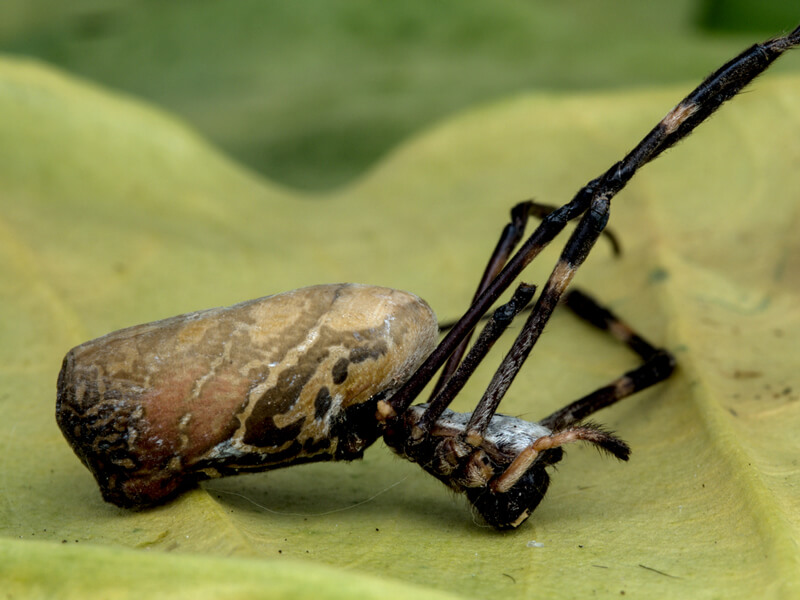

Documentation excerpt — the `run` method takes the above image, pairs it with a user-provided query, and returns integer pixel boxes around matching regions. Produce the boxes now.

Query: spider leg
[491,423,631,494]
[386,24,800,420]
[412,282,537,440]
[430,201,535,399]
[488,289,675,494]
[432,201,620,376]
[421,207,617,435]
[538,289,675,430]
[517,201,622,256]
[434,203,620,332]
[463,192,612,442]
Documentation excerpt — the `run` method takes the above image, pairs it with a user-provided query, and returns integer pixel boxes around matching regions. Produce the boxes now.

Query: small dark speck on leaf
[728,407,738,417]
[732,369,762,379]
[648,267,670,283]
[503,573,516,584]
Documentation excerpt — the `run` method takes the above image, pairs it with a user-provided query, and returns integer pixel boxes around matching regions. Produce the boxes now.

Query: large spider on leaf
[57,26,799,529]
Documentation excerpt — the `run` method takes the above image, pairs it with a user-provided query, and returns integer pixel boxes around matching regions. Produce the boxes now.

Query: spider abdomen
[56,283,437,508]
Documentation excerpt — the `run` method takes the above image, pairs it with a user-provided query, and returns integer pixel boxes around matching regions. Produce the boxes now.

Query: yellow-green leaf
[1,56,798,598]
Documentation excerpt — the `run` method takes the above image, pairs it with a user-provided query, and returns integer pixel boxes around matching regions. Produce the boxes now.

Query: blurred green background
[1,0,797,190]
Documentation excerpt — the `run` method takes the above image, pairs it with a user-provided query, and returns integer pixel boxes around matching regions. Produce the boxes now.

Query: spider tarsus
[570,422,631,462]
[635,24,800,167]
[491,423,629,494]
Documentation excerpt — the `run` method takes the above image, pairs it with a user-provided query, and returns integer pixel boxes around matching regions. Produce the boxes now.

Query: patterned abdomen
[56,284,437,507]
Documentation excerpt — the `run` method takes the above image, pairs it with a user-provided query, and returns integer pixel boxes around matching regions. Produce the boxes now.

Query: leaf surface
[1,57,799,598]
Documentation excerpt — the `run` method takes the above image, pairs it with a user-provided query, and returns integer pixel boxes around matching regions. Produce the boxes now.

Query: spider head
[464,450,561,529]
[384,404,630,528]
[383,405,570,529]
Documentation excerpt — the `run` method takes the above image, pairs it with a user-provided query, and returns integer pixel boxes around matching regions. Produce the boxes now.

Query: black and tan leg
[488,289,675,493]
[430,201,537,398]
[429,197,620,392]
[463,192,613,441]
[490,423,632,494]
[426,199,618,433]
[386,25,800,421]
[413,282,537,439]
[539,289,676,430]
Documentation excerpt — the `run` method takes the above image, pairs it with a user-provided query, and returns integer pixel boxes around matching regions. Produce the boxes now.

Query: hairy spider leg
[428,207,624,443]
[463,24,800,443]
[490,423,632,494]
[522,201,623,255]
[386,24,800,422]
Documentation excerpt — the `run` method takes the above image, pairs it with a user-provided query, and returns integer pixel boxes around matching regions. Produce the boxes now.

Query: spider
[57,26,799,529]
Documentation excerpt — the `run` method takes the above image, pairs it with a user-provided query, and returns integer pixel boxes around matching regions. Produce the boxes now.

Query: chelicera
[56,27,799,529]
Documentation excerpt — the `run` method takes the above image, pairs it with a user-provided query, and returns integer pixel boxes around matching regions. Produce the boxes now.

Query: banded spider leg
[382,203,673,528]
[381,24,800,528]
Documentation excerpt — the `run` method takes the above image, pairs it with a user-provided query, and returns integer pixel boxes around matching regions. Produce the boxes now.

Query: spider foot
[491,423,630,494]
